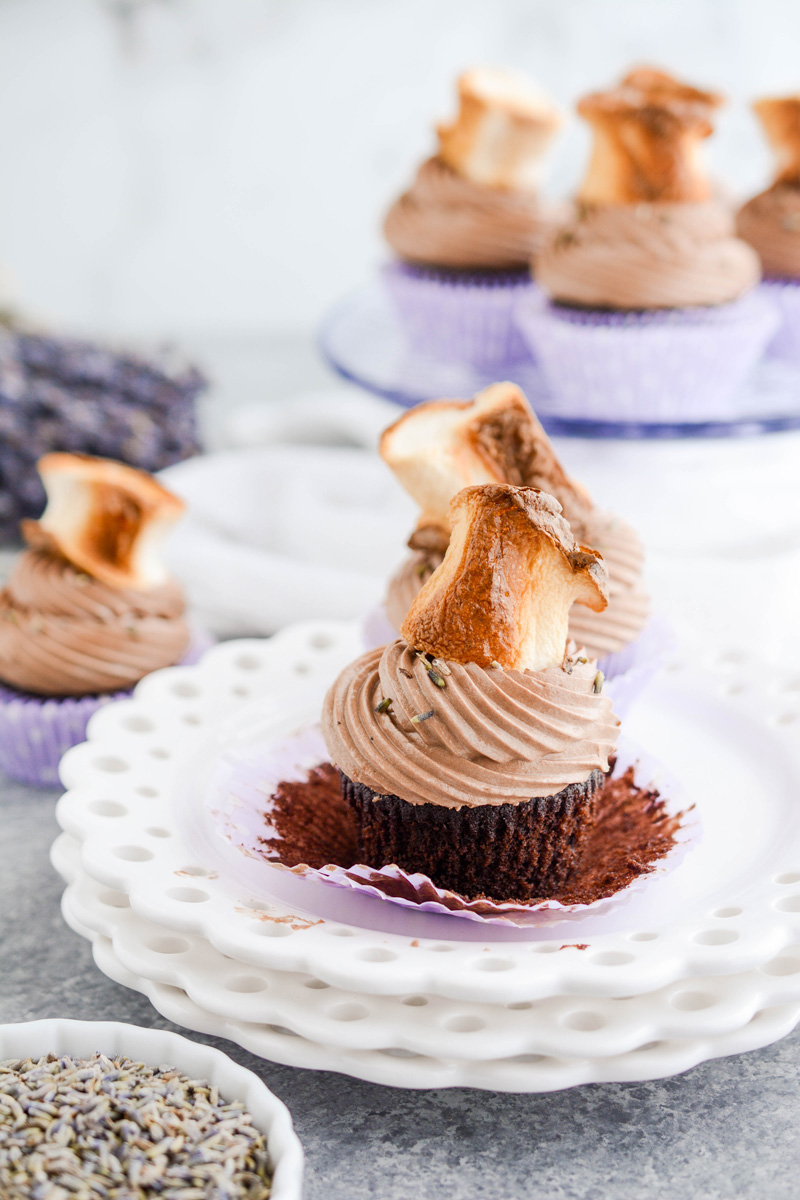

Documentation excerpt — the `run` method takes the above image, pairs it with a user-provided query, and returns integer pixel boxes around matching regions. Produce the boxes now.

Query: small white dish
[0,1018,303,1200]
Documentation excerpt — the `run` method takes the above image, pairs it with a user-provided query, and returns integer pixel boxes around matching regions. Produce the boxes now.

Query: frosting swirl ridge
[384,157,564,270]
[536,202,760,308]
[322,641,618,808]
[568,513,650,656]
[0,548,190,696]
[737,184,800,279]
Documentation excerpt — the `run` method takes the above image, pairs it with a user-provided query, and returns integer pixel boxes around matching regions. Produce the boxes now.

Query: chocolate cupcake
[516,67,775,421]
[0,453,199,786]
[382,67,565,369]
[737,95,800,363]
[323,484,619,900]
[379,382,652,687]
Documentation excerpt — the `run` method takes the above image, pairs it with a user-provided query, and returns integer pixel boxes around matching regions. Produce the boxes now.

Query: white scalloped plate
[55,621,800,1004]
[53,834,800,1069]
[53,848,800,1093]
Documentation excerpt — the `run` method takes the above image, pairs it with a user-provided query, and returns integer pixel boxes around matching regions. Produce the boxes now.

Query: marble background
[0,0,797,340]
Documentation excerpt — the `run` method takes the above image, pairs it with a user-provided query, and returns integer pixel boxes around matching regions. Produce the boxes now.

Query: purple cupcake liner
[0,629,214,789]
[760,278,800,364]
[600,617,674,721]
[382,261,537,371]
[514,289,779,422]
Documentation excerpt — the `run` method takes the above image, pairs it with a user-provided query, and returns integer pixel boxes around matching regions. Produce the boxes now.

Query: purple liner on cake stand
[760,278,800,364]
[0,628,214,789]
[514,289,779,424]
[207,723,698,930]
[381,261,536,371]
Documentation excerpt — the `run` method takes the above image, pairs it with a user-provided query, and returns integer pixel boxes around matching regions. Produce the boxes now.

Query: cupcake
[516,66,776,422]
[378,382,653,689]
[323,484,619,900]
[0,453,199,787]
[382,66,564,370]
[737,95,800,363]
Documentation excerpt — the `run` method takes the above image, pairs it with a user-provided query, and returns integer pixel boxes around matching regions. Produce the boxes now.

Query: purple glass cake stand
[318,280,800,440]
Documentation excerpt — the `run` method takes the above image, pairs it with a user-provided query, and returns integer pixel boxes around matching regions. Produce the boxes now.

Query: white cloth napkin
[160,442,415,637]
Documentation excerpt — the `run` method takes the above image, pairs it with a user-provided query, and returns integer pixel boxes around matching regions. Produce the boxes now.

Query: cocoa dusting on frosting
[257,760,683,906]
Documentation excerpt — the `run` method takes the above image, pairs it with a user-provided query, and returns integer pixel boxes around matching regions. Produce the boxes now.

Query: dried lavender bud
[0,331,205,541]
[0,1053,272,1198]
[426,668,446,689]
[411,709,435,724]
[593,670,605,694]
[375,697,393,714]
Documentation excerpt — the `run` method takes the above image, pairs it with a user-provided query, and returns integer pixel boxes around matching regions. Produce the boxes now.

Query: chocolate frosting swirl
[536,201,760,308]
[0,548,190,696]
[322,641,618,808]
[737,184,800,279]
[384,156,564,271]
[385,513,649,659]
[567,514,650,657]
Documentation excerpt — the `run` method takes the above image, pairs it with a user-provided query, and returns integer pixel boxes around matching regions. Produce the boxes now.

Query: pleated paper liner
[211,724,698,929]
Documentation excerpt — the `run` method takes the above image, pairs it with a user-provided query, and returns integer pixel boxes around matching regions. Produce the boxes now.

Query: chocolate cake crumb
[257,762,686,908]
[259,763,358,870]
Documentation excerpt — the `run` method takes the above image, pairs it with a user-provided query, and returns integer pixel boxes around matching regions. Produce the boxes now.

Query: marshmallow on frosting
[536,66,760,308]
[383,67,565,270]
[737,96,800,279]
[380,383,650,659]
[322,485,618,809]
[0,454,190,697]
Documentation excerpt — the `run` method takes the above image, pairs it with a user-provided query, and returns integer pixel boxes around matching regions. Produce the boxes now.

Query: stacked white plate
[52,621,800,1092]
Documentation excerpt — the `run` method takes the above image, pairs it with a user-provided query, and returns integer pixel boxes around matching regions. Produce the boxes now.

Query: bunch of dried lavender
[0,1052,272,1199]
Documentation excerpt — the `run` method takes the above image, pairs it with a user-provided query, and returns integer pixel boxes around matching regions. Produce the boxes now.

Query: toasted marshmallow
[753,96,800,185]
[25,453,185,590]
[436,67,563,191]
[380,381,593,549]
[577,66,723,204]
[401,485,607,672]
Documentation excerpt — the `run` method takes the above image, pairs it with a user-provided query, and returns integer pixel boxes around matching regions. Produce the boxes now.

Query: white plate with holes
[55,620,800,1005]
[53,843,800,1093]
[53,833,800,1073]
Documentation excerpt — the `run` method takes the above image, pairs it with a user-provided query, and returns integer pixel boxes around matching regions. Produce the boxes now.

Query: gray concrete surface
[2,778,798,1200]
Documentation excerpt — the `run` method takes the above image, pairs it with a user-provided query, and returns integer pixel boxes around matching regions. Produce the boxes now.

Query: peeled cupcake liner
[595,615,674,721]
[213,722,699,930]
[360,605,671,721]
[514,288,779,423]
[381,260,537,371]
[0,628,214,789]
[759,277,800,364]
